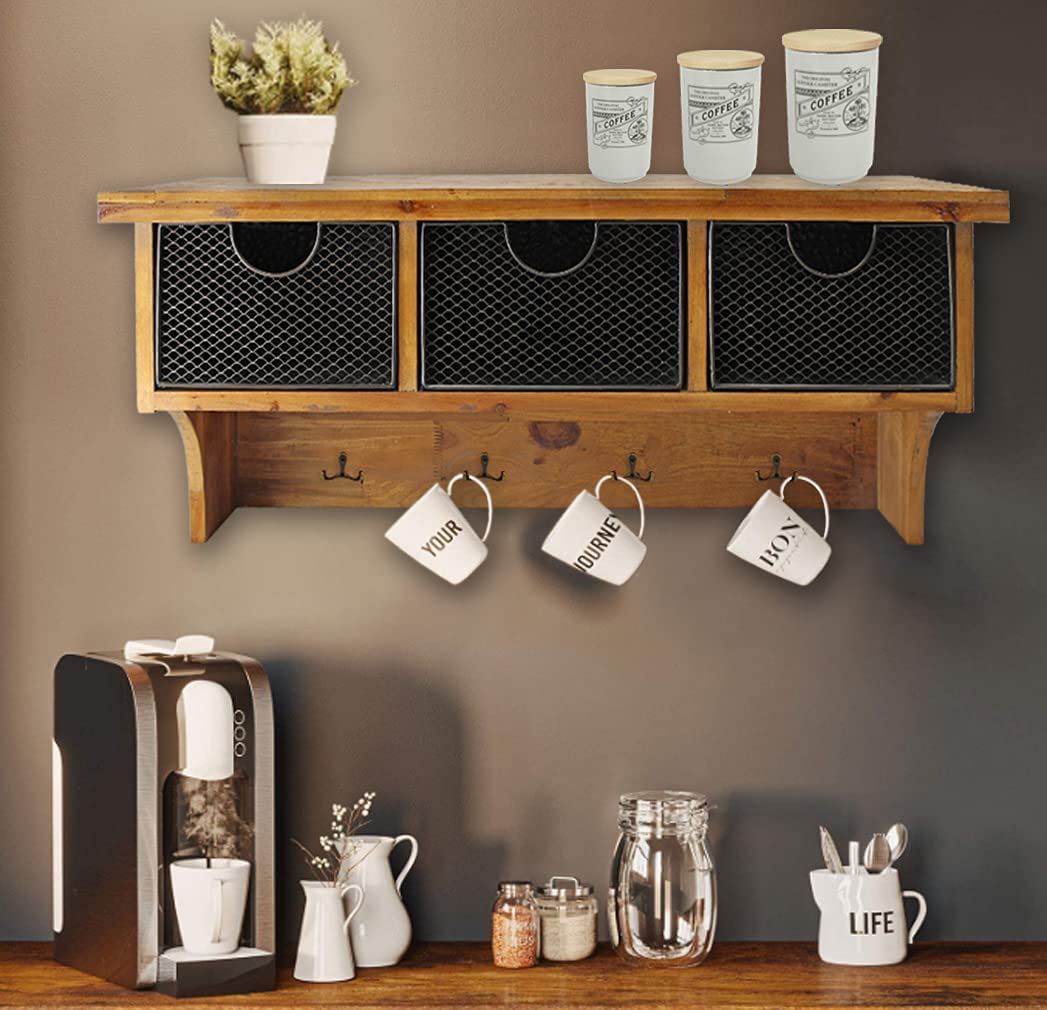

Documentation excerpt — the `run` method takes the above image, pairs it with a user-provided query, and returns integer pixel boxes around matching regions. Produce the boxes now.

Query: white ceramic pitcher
[344,834,419,967]
[294,881,364,983]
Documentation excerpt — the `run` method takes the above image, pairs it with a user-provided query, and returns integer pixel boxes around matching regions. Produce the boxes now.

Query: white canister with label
[583,69,656,183]
[783,29,883,185]
[678,50,763,185]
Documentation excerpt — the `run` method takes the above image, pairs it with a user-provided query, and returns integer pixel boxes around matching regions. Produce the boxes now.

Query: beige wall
[2,0,1045,942]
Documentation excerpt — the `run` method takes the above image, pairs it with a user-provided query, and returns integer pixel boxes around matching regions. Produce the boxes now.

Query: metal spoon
[863,832,891,873]
[885,823,908,868]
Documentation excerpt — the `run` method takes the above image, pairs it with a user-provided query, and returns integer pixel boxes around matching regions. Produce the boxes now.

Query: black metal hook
[462,452,504,482]
[755,453,796,482]
[612,453,653,482]
[322,452,364,482]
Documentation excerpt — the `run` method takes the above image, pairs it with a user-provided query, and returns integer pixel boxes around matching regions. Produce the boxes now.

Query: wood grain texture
[397,220,418,391]
[877,412,943,545]
[686,221,708,391]
[132,224,154,413]
[3,942,1047,1009]
[231,411,873,512]
[97,175,1010,224]
[146,390,960,416]
[954,223,975,413]
[170,411,237,543]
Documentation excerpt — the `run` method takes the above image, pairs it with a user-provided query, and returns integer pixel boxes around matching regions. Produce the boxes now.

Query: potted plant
[209,17,356,184]
[169,776,254,955]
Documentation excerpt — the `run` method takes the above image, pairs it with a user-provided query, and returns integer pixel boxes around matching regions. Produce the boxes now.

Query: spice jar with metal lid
[491,881,539,968]
[536,876,598,961]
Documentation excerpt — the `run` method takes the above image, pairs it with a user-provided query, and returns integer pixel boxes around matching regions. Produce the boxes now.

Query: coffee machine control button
[234,741,247,758]
[234,725,246,741]
[233,709,246,725]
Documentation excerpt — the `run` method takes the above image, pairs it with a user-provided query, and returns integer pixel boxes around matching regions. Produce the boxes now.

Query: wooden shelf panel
[5,942,1047,1008]
[148,390,962,416]
[98,175,1009,224]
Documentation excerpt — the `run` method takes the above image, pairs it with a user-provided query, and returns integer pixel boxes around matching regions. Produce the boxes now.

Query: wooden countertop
[2,942,1046,1009]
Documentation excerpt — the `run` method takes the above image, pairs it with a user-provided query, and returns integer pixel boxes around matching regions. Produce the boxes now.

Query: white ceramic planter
[678,50,763,185]
[583,69,656,183]
[783,29,882,185]
[237,114,336,185]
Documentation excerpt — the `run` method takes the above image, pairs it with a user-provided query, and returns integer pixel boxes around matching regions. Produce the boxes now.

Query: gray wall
[1,0,1044,945]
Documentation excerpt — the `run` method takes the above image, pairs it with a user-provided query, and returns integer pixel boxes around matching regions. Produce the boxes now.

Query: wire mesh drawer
[420,220,684,390]
[155,222,397,389]
[709,221,954,390]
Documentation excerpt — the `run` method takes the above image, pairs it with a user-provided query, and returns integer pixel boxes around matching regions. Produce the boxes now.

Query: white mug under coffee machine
[53,637,276,998]
[810,868,927,965]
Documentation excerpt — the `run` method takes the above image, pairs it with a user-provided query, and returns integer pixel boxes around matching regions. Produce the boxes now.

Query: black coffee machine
[53,637,276,997]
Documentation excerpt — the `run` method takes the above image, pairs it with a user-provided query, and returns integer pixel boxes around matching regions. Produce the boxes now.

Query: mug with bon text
[810,868,927,966]
[385,473,493,585]
[542,474,646,585]
[727,474,831,585]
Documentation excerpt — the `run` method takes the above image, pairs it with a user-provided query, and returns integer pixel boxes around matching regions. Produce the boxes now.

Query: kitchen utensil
[886,823,908,867]
[864,833,892,873]
[848,840,860,874]
[819,826,844,874]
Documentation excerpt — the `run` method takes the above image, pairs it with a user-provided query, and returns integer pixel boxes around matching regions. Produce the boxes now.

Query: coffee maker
[53,637,276,997]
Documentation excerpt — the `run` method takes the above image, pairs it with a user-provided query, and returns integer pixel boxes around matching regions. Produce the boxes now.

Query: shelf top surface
[6,941,1047,1009]
[97,174,1009,223]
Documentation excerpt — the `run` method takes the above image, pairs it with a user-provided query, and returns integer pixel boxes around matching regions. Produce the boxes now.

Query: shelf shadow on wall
[265,657,506,945]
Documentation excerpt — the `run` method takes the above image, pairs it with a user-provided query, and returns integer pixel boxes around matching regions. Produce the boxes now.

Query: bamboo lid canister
[583,69,657,183]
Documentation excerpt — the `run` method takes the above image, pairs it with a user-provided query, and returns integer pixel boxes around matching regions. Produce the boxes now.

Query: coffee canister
[583,69,656,183]
[678,50,763,185]
[782,29,883,185]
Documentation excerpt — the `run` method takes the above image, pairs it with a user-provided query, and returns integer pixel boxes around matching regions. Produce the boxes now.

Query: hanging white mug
[727,474,831,585]
[294,881,365,983]
[385,474,493,585]
[810,868,927,965]
[542,475,646,585]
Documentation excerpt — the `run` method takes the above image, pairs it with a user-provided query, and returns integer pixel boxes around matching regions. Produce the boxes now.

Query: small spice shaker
[491,881,539,968]
[536,876,598,961]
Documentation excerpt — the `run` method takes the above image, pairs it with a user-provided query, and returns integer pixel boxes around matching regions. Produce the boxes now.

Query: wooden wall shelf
[98,175,1008,544]
[4,941,1047,1008]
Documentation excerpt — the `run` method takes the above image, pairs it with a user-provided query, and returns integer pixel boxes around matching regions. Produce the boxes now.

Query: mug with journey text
[385,473,493,585]
[542,474,646,585]
[727,473,831,586]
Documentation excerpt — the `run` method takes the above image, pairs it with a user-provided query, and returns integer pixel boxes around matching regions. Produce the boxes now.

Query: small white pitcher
[345,835,419,967]
[294,881,365,983]
[810,868,927,965]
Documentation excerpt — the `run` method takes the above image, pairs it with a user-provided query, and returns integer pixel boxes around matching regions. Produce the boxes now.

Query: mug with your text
[385,473,493,585]
[727,474,831,586]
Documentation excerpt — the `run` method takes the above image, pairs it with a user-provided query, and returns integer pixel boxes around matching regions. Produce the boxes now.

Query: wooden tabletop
[96,174,1010,224]
[2,942,1046,1009]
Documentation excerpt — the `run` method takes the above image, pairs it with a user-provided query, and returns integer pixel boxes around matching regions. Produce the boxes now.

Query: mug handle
[446,473,494,542]
[903,890,927,944]
[210,878,225,944]
[392,834,419,895]
[779,474,830,540]
[340,883,365,935]
[593,474,646,540]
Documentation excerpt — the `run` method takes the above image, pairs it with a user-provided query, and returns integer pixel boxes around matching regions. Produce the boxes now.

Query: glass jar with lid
[491,881,539,968]
[535,876,598,961]
[609,790,716,966]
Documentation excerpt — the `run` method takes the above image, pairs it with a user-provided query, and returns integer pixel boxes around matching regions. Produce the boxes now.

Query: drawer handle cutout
[229,221,322,277]
[785,222,878,279]
[504,221,599,277]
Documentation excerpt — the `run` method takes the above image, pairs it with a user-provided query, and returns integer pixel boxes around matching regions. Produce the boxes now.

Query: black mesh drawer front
[709,222,954,390]
[155,222,396,389]
[420,221,684,390]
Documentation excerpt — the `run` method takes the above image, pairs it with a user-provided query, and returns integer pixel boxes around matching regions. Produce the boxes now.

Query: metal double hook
[611,453,653,482]
[463,452,505,482]
[754,453,797,482]
[322,452,364,482]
